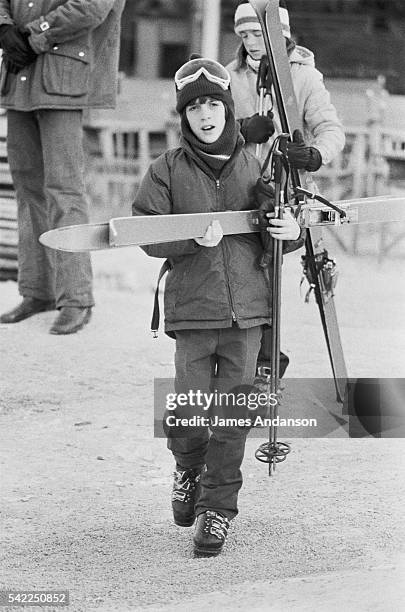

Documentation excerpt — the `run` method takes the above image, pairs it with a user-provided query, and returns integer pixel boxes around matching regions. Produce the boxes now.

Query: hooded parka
[226,45,345,165]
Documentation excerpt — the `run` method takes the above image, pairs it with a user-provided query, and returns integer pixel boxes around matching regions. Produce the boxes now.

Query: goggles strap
[175,64,230,91]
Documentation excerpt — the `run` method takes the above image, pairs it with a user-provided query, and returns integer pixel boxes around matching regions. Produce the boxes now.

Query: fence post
[139,128,150,179]
[366,77,390,260]
[366,76,389,197]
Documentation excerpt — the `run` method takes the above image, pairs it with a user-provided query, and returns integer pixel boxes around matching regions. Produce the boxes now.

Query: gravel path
[1,244,404,611]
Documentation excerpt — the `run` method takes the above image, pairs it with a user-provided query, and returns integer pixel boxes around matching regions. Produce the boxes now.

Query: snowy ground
[1,231,405,611]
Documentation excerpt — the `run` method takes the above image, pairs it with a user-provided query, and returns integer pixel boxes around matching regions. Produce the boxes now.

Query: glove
[195,220,223,247]
[2,57,21,74]
[240,112,275,144]
[286,129,322,172]
[0,24,37,69]
[268,209,301,241]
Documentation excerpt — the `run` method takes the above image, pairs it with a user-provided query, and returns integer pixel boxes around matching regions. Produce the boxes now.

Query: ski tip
[249,0,268,13]
[39,228,75,251]
[39,224,110,252]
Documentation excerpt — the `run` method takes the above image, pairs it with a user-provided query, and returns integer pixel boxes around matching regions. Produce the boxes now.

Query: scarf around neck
[181,107,239,175]
[246,54,261,73]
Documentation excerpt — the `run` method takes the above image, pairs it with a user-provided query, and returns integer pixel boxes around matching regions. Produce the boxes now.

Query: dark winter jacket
[132,136,303,336]
[0,0,125,109]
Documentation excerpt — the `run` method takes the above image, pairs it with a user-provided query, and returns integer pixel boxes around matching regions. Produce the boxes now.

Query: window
[159,43,189,78]
[119,19,136,76]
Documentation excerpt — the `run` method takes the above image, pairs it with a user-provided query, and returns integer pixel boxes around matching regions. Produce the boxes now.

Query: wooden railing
[1,110,405,282]
[315,125,405,259]
[0,116,17,281]
[383,129,405,161]
[83,118,180,218]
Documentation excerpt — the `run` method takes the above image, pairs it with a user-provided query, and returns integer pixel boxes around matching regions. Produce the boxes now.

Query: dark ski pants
[7,109,94,308]
[257,324,290,379]
[166,326,262,520]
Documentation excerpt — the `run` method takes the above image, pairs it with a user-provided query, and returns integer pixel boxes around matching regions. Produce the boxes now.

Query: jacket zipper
[215,178,237,323]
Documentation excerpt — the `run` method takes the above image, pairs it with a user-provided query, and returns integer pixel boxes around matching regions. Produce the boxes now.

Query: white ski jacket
[226,45,345,166]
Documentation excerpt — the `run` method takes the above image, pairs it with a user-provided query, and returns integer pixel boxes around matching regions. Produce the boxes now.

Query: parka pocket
[42,44,90,96]
[164,255,196,320]
[169,257,192,300]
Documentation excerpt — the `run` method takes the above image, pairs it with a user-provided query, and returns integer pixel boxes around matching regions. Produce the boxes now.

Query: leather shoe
[49,306,92,335]
[0,297,55,324]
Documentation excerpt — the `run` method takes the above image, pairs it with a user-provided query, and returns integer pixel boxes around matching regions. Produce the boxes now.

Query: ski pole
[269,140,289,474]
[255,55,272,160]
[255,135,291,475]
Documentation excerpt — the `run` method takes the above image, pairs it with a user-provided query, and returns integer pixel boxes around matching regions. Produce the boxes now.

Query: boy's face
[185,97,226,144]
[240,29,266,61]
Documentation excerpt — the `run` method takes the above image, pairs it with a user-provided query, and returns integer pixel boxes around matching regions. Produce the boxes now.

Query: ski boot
[172,467,203,527]
[193,510,230,557]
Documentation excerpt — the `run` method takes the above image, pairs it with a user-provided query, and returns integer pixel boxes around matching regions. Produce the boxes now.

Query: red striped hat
[234,1,291,39]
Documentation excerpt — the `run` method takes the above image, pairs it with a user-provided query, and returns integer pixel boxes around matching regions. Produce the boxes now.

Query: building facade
[118,0,405,94]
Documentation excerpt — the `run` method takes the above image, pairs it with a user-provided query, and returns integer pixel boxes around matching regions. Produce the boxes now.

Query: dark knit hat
[175,58,234,113]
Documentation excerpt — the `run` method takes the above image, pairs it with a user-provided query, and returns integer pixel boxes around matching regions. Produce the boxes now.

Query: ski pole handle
[256,55,271,95]
[255,55,272,159]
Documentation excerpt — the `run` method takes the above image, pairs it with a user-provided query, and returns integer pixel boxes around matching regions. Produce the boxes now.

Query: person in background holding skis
[132,57,303,557]
[226,0,345,384]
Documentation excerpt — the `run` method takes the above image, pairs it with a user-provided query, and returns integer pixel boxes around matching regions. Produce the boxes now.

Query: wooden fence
[315,122,405,259]
[84,117,180,220]
[0,117,17,281]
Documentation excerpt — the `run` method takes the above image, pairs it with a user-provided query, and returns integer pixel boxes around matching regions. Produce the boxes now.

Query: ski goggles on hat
[175,59,230,91]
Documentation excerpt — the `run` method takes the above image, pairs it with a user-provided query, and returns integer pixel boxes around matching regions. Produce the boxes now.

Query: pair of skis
[249,0,347,472]
[39,196,405,252]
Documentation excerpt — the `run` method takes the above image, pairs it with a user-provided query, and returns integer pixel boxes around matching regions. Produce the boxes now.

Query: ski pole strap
[260,135,276,179]
[295,186,346,218]
[259,136,290,269]
[260,132,290,182]
[151,259,172,338]
[272,136,290,204]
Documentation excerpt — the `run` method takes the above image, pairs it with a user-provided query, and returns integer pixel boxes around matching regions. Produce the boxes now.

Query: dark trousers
[167,326,262,520]
[7,109,94,308]
[257,325,290,379]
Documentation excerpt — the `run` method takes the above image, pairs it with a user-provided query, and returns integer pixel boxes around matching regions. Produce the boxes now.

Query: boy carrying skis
[132,57,303,557]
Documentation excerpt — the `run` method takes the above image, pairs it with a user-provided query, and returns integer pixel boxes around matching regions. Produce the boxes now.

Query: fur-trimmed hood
[289,45,316,67]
